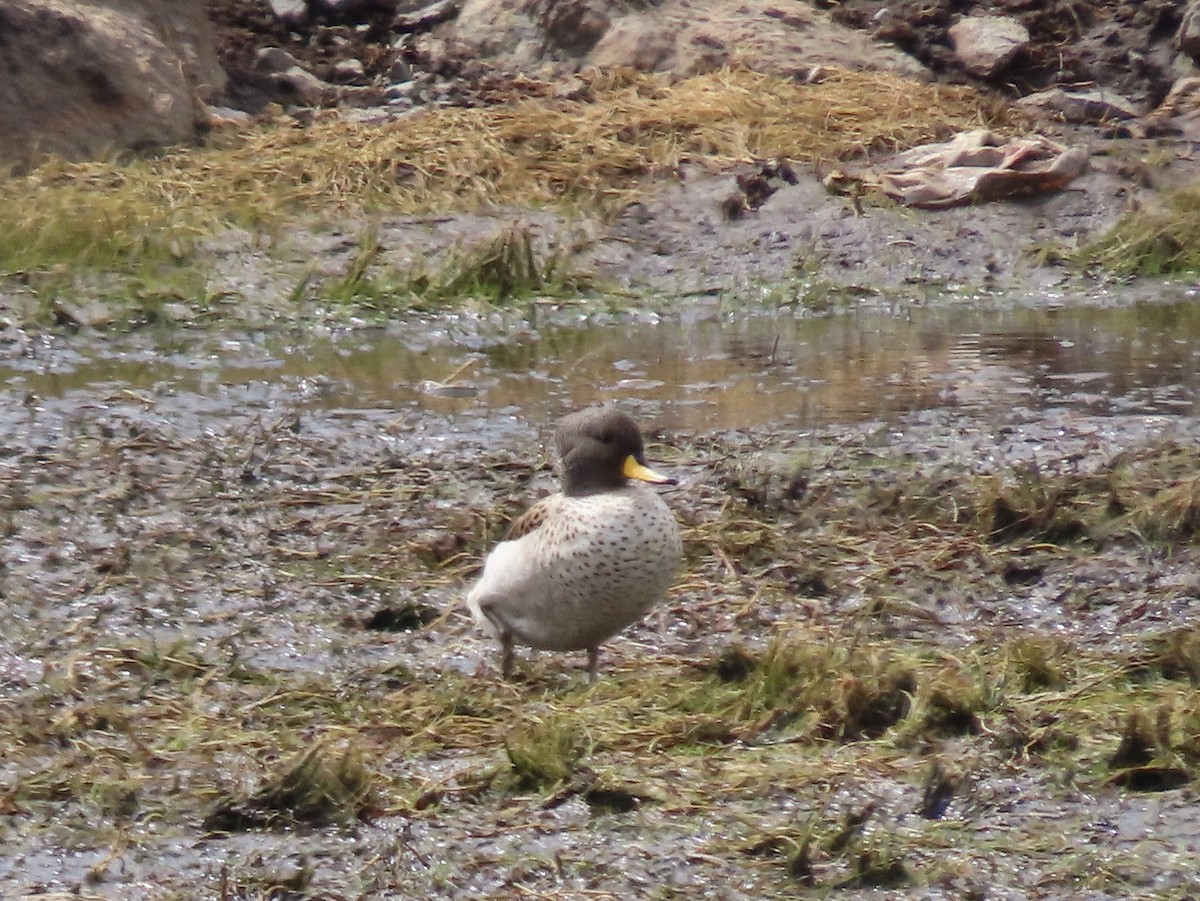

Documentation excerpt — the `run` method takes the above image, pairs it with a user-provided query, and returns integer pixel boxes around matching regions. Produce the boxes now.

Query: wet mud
[3,280,1200,898]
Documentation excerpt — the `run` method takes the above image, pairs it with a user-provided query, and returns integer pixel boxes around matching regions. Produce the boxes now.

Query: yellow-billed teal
[466,407,682,681]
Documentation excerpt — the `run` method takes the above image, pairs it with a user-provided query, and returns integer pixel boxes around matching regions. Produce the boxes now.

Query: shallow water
[2,288,1199,444]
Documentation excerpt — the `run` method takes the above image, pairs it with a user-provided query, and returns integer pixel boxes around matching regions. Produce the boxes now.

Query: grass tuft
[1005,636,1073,692]
[837,848,912,889]
[1143,628,1200,685]
[918,758,960,819]
[702,638,916,742]
[204,739,377,830]
[784,838,815,885]
[409,224,599,305]
[983,467,1088,544]
[917,680,985,737]
[1079,182,1200,276]
[504,716,586,790]
[1106,703,1198,792]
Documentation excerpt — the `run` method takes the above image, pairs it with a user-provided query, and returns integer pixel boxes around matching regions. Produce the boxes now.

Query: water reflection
[2,296,1199,438]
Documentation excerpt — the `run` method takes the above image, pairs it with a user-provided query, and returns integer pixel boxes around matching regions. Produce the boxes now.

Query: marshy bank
[5,18,1200,898]
[2,279,1200,897]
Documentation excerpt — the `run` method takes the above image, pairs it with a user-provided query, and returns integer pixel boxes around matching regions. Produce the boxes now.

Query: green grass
[1079,182,1200,275]
[305,222,604,312]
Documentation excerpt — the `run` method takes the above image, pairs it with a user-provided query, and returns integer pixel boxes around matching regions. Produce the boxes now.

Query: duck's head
[556,407,676,497]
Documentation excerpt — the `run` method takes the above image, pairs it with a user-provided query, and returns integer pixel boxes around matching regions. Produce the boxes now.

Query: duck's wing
[502,496,557,541]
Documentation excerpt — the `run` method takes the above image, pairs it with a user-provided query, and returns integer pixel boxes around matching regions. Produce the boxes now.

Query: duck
[466,406,682,681]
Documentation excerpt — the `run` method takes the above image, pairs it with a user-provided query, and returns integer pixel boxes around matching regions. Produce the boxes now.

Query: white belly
[466,487,681,652]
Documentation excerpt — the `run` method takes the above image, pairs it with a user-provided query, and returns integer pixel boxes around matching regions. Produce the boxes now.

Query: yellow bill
[622,455,677,485]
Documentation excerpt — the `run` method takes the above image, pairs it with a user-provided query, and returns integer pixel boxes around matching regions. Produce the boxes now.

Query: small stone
[160,303,195,323]
[268,0,308,28]
[331,57,367,83]
[388,58,413,82]
[255,47,302,74]
[207,105,253,126]
[542,0,612,55]
[392,0,461,33]
[948,15,1029,78]
[553,75,591,101]
[274,66,330,104]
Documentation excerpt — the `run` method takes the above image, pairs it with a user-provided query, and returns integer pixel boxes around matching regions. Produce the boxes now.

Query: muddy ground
[3,2,1200,900]
[2,319,1200,899]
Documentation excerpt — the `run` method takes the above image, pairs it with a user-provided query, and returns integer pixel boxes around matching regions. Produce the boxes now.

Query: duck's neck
[562,473,628,497]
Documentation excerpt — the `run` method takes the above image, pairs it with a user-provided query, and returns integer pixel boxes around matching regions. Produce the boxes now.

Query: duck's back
[467,485,681,652]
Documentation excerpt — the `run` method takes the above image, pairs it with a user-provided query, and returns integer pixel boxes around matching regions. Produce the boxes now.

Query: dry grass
[0,67,1004,273]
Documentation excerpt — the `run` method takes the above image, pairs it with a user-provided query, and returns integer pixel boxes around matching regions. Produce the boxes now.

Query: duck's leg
[478,601,516,679]
[500,631,515,679]
[586,647,600,683]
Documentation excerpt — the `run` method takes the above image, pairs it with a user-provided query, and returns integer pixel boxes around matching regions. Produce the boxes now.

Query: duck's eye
[598,430,614,444]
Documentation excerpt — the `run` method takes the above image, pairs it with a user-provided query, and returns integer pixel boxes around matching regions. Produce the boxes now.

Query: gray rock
[591,19,674,71]
[273,66,330,105]
[1178,1,1200,60]
[252,46,330,103]
[314,0,365,13]
[314,0,398,14]
[337,85,381,105]
[413,35,459,76]
[0,0,225,169]
[268,0,308,28]
[948,15,1029,78]
[255,46,303,73]
[1017,87,1141,124]
[388,57,414,82]
[392,0,460,33]
[541,0,612,55]
[385,82,416,100]
[331,57,367,83]
[447,0,929,81]
[208,105,253,124]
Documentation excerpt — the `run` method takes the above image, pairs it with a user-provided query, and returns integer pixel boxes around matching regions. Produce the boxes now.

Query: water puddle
[2,291,1199,443]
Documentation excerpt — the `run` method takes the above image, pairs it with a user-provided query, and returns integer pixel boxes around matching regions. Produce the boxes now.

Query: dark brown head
[555,407,676,497]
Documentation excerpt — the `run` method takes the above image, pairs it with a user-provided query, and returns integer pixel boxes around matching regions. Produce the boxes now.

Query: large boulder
[948,14,1029,79]
[442,0,929,80]
[0,0,226,170]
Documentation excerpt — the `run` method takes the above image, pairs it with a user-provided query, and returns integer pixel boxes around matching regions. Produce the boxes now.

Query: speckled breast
[530,486,681,650]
